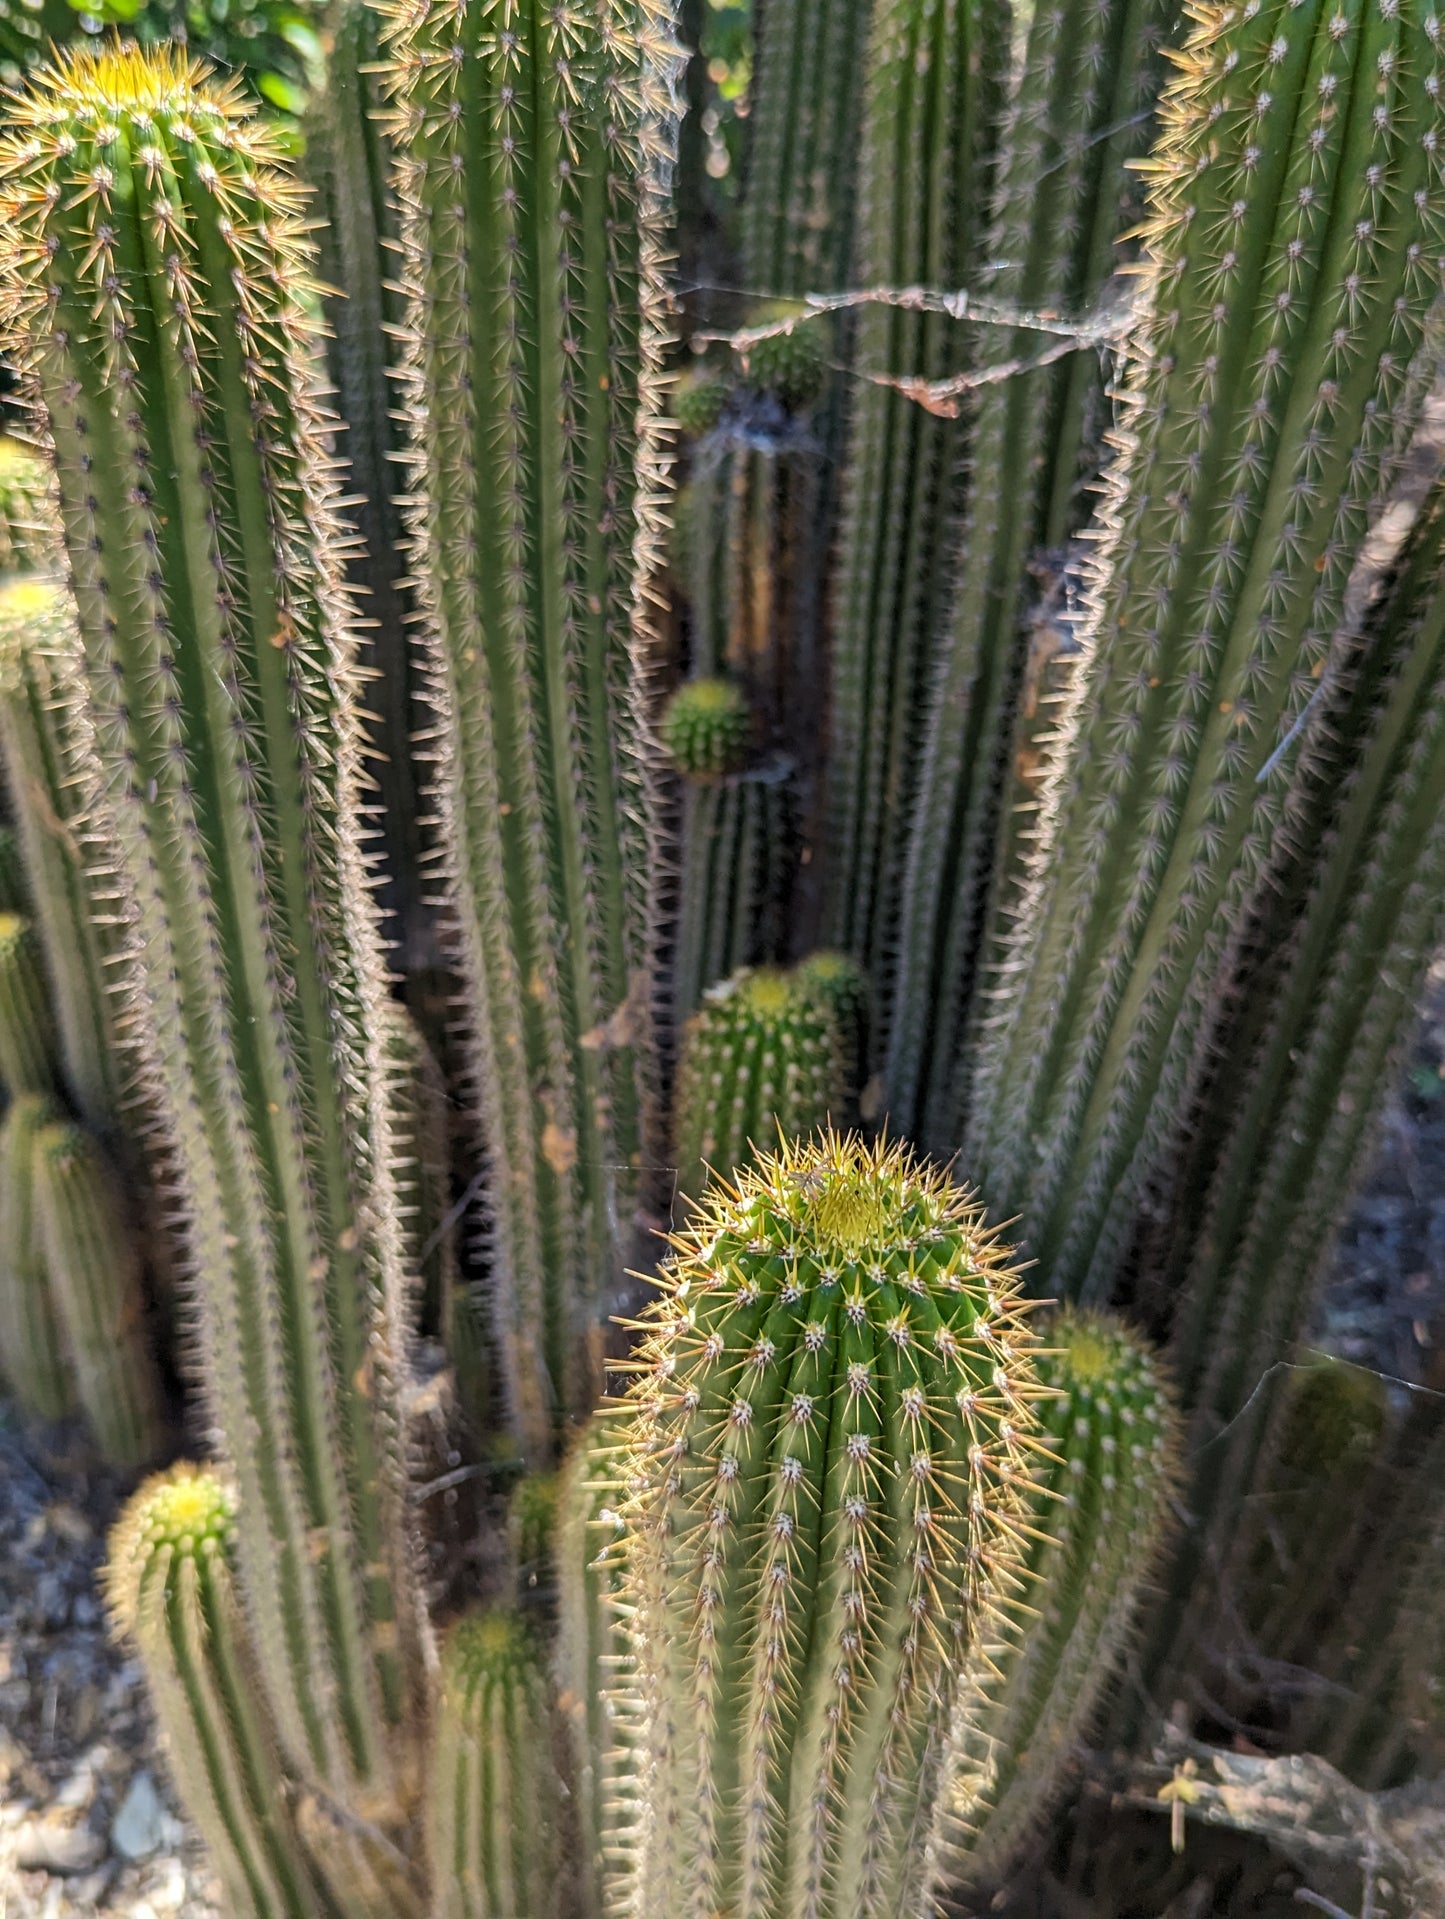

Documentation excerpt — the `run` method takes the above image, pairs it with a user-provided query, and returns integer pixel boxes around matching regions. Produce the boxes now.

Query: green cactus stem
[741,0,873,297]
[429,1612,574,1919]
[967,0,1445,1303]
[613,1132,1047,1919]
[794,950,870,1112]
[0,911,55,1096]
[0,1092,71,1421]
[32,1118,165,1468]
[556,1431,632,1919]
[673,372,729,440]
[0,45,426,1800]
[306,0,430,973]
[738,312,829,413]
[885,0,1167,1148]
[379,998,457,1345]
[684,418,825,753]
[106,1465,330,1919]
[934,1310,1178,1894]
[0,434,56,573]
[820,0,1007,992]
[381,0,678,1459]
[1137,471,1445,1709]
[0,577,128,1129]
[671,965,841,1203]
[0,823,28,912]
[661,678,753,778]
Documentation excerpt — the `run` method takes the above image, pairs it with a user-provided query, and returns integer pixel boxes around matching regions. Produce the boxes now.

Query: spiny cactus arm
[935,1311,1178,1892]
[32,1119,165,1468]
[106,1466,330,1919]
[0,910,55,1095]
[0,45,424,1793]
[379,998,455,1345]
[306,0,428,967]
[671,966,841,1203]
[0,433,57,573]
[885,0,1167,1147]
[429,1611,571,1919]
[794,950,870,1110]
[968,0,1445,1300]
[0,577,126,1128]
[741,0,873,296]
[614,1134,1049,1919]
[381,0,679,1455]
[556,1430,634,1918]
[821,0,1008,988]
[0,1092,71,1421]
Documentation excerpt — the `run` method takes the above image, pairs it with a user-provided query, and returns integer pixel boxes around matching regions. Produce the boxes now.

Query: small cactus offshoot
[936,1310,1178,1892]
[107,1466,328,1919]
[613,1132,1048,1919]
[0,911,55,1096]
[672,966,841,1203]
[661,678,754,778]
[430,1611,574,1919]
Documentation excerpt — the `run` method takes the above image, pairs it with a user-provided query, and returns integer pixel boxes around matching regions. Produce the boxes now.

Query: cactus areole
[613,1132,1048,1919]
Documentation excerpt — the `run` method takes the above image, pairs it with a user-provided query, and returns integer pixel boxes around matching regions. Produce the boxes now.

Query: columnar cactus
[555,1431,633,1919]
[0,434,55,572]
[794,950,870,1110]
[107,1466,329,1919]
[741,0,873,296]
[306,0,428,967]
[382,0,679,1457]
[0,910,55,1095]
[0,577,126,1129]
[613,1133,1047,1919]
[967,0,1445,1302]
[0,1091,70,1422]
[0,46,426,1801]
[429,1612,573,1919]
[885,0,1167,1147]
[1144,472,1445,1696]
[665,679,796,1023]
[31,1118,165,1467]
[671,965,841,1203]
[821,0,1007,987]
[934,1311,1178,1893]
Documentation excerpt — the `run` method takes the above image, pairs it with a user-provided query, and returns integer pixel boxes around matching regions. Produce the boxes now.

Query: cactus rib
[0,1092,71,1422]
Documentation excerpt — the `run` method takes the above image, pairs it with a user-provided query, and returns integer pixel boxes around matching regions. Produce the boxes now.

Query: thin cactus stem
[556,1430,633,1919]
[429,1611,574,1919]
[0,910,56,1096]
[741,0,874,297]
[0,577,127,1129]
[885,0,1166,1149]
[613,1132,1048,1919]
[820,0,1008,996]
[0,1091,71,1422]
[0,433,57,573]
[306,0,431,975]
[380,0,680,1459]
[967,0,1445,1303]
[107,1466,331,1919]
[933,1310,1178,1894]
[32,1118,165,1468]
[0,46,426,1801]
[671,964,841,1204]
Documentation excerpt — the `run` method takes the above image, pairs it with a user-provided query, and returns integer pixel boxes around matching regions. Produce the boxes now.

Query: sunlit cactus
[0,1091,70,1422]
[934,1310,1178,1893]
[662,678,754,778]
[612,1132,1047,1919]
[968,0,1445,1303]
[0,910,55,1096]
[0,434,55,573]
[0,576,127,1129]
[672,965,841,1203]
[381,0,680,1459]
[429,1611,574,1919]
[107,1465,329,1919]
[0,44,426,1802]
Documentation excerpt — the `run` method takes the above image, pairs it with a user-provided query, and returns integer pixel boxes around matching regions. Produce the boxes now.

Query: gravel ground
[3,972,1444,1917]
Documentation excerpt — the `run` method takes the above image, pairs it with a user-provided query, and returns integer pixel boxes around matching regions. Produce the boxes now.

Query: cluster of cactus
[0,0,1444,1911]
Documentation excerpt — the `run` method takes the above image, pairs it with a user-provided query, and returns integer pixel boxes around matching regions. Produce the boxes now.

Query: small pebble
[111,1772,165,1863]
